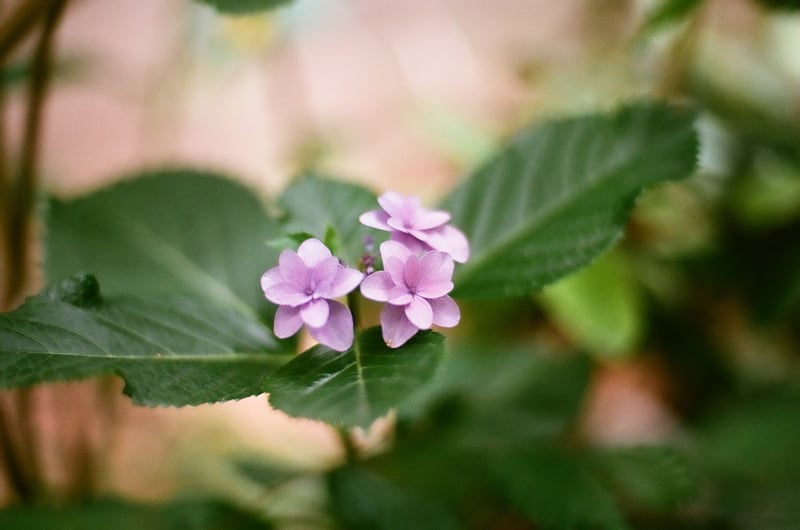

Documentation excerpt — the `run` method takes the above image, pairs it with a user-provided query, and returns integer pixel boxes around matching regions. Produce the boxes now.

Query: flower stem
[347,290,361,331]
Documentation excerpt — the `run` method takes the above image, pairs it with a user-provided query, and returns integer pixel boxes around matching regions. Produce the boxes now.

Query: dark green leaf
[277,174,383,267]
[755,0,800,10]
[489,447,629,530]
[46,169,279,318]
[591,446,696,511]
[0,497,269,530]
[328,466,459,530]
[643,0,705,32]
[0,275,289,405]
[444,102,697,298]
[194,0,293,15]
[264,328,445,427]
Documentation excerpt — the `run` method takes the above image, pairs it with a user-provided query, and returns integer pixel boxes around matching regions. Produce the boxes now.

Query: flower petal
[297,238,333,267]
[265,283,311,306]
[380,240,413,285]
[360,271,395,302]
[390,231,430,254]
[414,251,454,298]
[308,301,354,351]
[278,249,309,286]
[359,210,391,231]
[260,267,284,294]
[274,305,303,338]
[381,304,419,348]
[405,295,433,329]
[300,299,330,328]
[414,209,450,230]
[377,191,416,220]
[310,256,340,294]
[430,295,460,328]
[321,266,364,299]
[387,286,412,305]
[425,225,470,263]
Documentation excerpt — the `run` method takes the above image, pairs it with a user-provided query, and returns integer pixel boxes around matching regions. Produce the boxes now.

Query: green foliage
[540,251,643,359]
[277,174,383,266]
[0,275,288,405]
[194,0,293,15]
[643,0,705,32]
[328,467,459,530]
[0,497,269,530]
[755,0,800,10]
[264,328,444,427]
[46,169,279,318]
[444,102,698,298]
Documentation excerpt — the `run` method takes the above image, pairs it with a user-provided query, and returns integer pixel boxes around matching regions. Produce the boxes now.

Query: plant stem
[3,0,68,308]
[347,290,361,331]
[0,0,43,65]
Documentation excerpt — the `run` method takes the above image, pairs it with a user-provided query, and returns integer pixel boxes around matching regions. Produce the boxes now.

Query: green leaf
[539,251,643,359]
[194,0,293,15]
[328,466,459,530]
[643,0,705,33]
[46,169,279,318]
[0,497,269,530]
[489,447,629,530]
[264,328,445,428]
[277,174,382,267]
[591,446,696,512]
[444,102,697,298]
[0,275,289,405]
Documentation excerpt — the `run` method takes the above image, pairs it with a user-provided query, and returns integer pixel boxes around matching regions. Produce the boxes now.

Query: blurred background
[2,0,800,527]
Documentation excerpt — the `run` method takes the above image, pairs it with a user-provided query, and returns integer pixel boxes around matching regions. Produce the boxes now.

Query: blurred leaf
[194,0,293,15]
[540,252,643,359]
[46,169,279,319]
[754,0,800,10]
[729,150,800,229]
[591,446,697,512]
[489,447,629,530]
[643,0,705,32]
[264,328,444,427]
[0,275,289,405]
[445,102,698,298]
[278,174,383,267]
[0,497,269,530]
[328,466,459,530]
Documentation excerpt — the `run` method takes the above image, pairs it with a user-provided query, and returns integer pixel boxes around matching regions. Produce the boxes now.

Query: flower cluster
[261,191,469,350]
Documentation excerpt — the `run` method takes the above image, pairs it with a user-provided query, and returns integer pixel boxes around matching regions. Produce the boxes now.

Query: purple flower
[360,240,460,348]
[359,191,470,263]
[261,238,364,351]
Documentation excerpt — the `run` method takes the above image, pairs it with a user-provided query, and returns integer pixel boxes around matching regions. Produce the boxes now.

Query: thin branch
[0,0,43,65]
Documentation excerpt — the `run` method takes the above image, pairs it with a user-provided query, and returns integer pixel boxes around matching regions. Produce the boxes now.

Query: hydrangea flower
[360,240,460,348]
[261,238,363,351]
[359,191,470,263]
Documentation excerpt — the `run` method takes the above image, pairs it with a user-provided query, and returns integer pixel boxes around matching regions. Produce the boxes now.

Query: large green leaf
[444,102,697,298]
[0,275,289,405]
[264,328,445,428]
[328,466,459,530]
[277,174,383,267]
[194,0,293,15]
[0,497,268,530]
[45,169,278,318]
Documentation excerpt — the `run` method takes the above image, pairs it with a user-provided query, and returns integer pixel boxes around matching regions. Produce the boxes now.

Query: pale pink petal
[387,217,412,233]
[300,299,330,328]
[425,225,470,263]
[384,257,407,287]
[260,267,284,294]
[310,256,340,294]
[414,252,455,298]
[430,296,460,328]
[274,305,303,338]
[414,210,450,229]
[308,301,353,351]
[297,238,333,267]
[387,287,412,305]
[317,266,363,299]
[360,271,394,302]
[391,232,430,255]
[279,250,309,285]
[265,284,311,306]
[381,305,419,348]
[380,239,414,263]
[405,295,433,329]
[359,210,391,231]
[377,191,413,219]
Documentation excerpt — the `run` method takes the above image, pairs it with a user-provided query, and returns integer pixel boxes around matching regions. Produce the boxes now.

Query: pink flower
[360,240,460,348]
[359,191,470,263]
[261,239,364,351]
